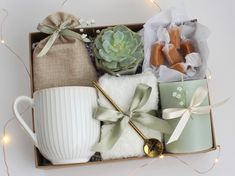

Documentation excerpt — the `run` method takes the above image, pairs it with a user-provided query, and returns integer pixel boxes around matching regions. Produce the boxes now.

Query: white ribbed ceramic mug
[13,86,100,165]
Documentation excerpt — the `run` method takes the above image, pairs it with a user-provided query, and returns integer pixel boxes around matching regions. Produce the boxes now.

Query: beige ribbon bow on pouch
[37,12,90,57]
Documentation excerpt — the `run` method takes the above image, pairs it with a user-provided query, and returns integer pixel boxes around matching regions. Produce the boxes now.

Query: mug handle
[13,96,38,147]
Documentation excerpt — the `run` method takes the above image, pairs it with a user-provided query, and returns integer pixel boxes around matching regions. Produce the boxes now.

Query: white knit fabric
[98,71,162,160]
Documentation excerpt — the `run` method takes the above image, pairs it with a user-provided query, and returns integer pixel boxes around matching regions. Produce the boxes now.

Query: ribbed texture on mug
[34,87,100,164]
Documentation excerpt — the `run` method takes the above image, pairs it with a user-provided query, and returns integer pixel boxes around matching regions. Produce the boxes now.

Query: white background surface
[0,0,234,176]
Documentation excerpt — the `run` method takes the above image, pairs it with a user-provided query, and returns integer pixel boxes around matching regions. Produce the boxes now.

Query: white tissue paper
[142,6,210,82]
[98,71,161,160]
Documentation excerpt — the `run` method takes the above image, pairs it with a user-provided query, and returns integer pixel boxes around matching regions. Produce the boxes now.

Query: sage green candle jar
[159,79,213,153]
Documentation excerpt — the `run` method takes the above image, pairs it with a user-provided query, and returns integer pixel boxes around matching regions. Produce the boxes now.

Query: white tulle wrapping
[142,6,210,82]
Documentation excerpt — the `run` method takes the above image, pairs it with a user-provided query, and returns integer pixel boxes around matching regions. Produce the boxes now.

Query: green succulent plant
[93,25,144,75]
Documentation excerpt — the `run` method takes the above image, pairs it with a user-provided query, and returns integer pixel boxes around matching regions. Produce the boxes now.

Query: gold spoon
[92,81,164,157]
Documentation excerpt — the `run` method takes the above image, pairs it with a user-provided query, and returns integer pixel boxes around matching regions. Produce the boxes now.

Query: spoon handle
[128,120,147,140]
[92,81,125,114]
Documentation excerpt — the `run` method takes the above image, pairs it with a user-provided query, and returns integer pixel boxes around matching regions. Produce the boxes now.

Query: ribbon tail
[211,97,231,108]
[192,97,231,115]
[37,31,59,57]
[132,113,173,134]
[129,84,152,112]
[93,117,128,152]
[95,106,124,122]
[163,108,187,120]
[37,24,55,34]
[190,86,208,107]
[166,110,191,145]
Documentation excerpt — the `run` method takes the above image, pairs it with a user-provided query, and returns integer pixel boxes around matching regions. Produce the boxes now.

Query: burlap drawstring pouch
[33,12,97,91]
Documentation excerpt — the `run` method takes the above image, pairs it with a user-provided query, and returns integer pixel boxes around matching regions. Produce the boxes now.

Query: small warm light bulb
[2,135,10,144]
[150,0,155,3]
[214,158,219,163]
[91,19,95,24]
[159,154,165,159]
[1,39,5,44]
[207,75,212,80]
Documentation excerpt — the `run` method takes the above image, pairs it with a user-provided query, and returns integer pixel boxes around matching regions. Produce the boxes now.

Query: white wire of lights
[149,0,162,11]
[128,146,221,176]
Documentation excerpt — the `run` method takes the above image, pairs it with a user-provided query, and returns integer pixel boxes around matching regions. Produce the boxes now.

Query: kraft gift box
[29,24,217,168]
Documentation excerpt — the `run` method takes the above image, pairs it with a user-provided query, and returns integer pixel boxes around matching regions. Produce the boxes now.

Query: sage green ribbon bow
[37,20,90,57]
[94,83,172,151]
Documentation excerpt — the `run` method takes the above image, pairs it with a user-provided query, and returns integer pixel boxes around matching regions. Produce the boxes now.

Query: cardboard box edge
[29,22,218,169]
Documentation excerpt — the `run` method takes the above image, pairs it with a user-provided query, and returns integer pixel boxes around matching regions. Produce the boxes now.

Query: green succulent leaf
[102,40,118,53]
[93,25,144,75]
[102,31,114,42]
[99,49,113,62]
[113,31,124,45]
[102,61,118,69]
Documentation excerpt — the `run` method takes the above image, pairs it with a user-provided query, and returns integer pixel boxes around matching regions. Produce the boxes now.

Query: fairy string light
[172,145,221,174]
[1,7,31,176]
[149,0,162,11]
[60,0,162,11]
[60,0,70,9]
[0,9,7,43]
[0,8,30,77]
[2,106,31,176]
[128,146,221,176]
[206,68,213,80]
[2,118,13,176]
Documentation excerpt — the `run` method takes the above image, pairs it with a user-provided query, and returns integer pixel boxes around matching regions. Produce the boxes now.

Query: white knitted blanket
[97,71,162,160]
